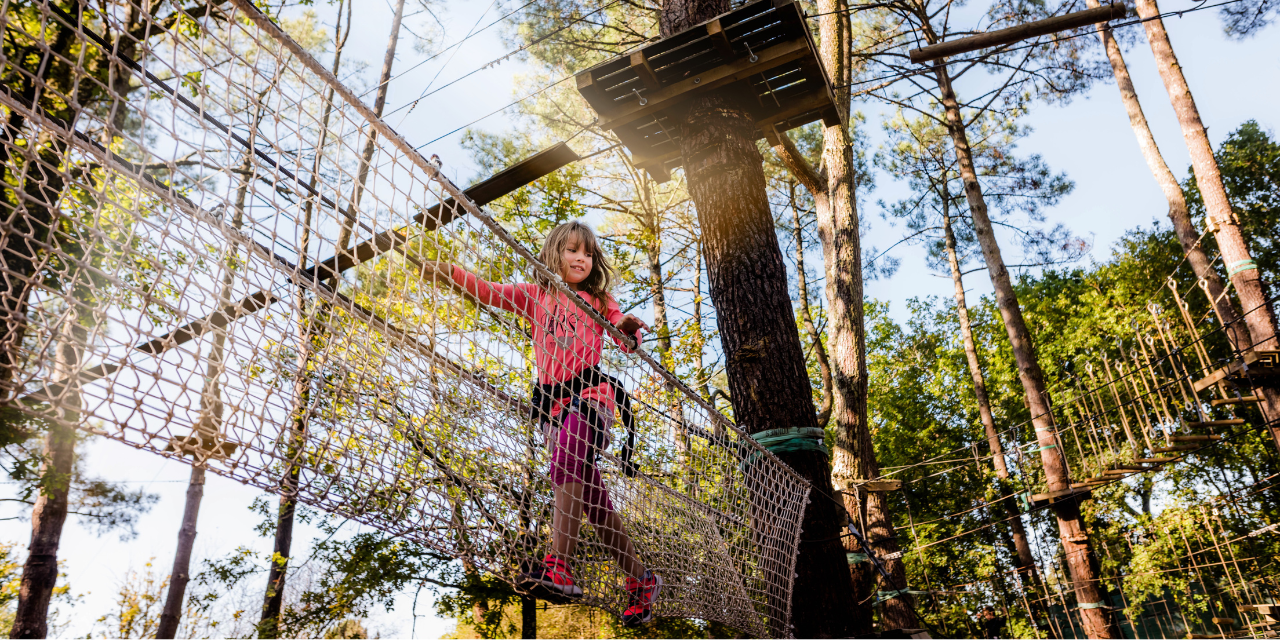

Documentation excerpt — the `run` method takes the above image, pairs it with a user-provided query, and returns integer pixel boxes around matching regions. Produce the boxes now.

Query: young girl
[421,221,662,627]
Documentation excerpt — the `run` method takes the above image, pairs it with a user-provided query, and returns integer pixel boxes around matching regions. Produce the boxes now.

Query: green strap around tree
[741,427,828,471]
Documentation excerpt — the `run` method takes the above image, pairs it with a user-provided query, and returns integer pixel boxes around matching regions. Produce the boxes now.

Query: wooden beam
[630,51,662,91]
[706,19,734,59]
[126,143,581,359]
[908,4,1127,64]
[575,72,610,112]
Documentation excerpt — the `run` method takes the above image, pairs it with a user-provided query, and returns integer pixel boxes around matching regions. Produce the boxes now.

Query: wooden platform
[576,0,841,182]
[1030,486,1092,508]
[1193,350,1280,392]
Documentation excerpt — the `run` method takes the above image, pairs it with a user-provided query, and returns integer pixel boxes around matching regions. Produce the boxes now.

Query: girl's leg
[551,481,585,559]
[595,508,644,581]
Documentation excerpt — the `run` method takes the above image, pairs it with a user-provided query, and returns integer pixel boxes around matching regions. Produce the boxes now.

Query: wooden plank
[134,291,279,355]
[576,72,611,113]
[908,4,1127,64]
[1170,434,1222,442]
[1154,445,1200,453]
[19,362,122,404]
[1193,360,1244,392]
[1187,419,1245,428]
[630,51,661,91]
[595,37,809,129]
[1209,396,1258,406]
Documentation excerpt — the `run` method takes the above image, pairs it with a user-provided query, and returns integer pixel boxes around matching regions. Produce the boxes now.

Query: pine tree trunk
[934,63,1120,639]
[661,1,856,635]
[1084,0,1246,349]
[157,465,204,639]
[815,0,915,632]
[941,205,1044,605]
[790,188,833,427]
[11,315,85,639]
[1132,0,1280,442]
[0,13,75,403]
[260,4,399,633]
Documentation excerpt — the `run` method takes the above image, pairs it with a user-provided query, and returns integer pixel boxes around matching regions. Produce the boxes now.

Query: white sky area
[1,0,1277,637]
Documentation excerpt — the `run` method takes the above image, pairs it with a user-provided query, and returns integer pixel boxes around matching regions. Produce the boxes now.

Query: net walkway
[0,1,812,635]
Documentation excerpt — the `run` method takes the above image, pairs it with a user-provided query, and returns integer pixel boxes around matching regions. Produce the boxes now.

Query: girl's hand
[615,314,648,340]
[419,260,450,279]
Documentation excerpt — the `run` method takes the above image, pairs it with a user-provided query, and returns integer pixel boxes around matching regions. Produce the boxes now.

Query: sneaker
[622,570,662,627]
[520,554,583,598]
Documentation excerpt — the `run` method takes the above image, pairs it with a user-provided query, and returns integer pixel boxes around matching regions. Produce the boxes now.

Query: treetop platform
[576,0,842,182]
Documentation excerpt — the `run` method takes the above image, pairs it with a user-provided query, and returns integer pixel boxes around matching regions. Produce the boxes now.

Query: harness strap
[531,365,637,477]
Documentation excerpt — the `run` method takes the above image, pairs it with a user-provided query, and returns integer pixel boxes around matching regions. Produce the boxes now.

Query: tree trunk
[934,63,1120,639]
[790,186,833,427]
[520,596,536,638]
[11,314,84,639]
[0,18,77,402]
[260,4,396,634]
[661,1,856,635]
[332,0,406,264]
[1085,0,1247,349]
[940,203,1043,602]
[1132,0,1280,443]
[816,0,914,631]
[156,466,205,639]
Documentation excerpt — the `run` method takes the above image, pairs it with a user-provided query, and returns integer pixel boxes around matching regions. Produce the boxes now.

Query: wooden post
[157,466,205,638]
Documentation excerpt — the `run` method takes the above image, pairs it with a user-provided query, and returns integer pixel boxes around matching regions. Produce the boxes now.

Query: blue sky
[2,0,1275,636]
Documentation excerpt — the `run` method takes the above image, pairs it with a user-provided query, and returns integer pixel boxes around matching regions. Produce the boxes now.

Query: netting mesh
[0,1,812,634]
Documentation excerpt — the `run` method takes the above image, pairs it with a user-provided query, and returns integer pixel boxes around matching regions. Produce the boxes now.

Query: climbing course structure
[0,1,814,635]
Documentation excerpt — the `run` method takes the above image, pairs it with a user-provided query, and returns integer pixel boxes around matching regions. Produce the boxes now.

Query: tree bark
[934,63,1120,639]
[661,1,856,635]
[156,465,205,639]
[790,186,833,427]
[11,314,84,639]
[1132,0,1280,444]
[940,202,1043,602]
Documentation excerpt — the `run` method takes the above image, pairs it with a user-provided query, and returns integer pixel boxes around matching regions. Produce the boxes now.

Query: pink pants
[549,406,615,526]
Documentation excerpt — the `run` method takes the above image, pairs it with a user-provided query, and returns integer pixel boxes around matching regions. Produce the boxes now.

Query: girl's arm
[603,295,647,352]
[420,261,533,317]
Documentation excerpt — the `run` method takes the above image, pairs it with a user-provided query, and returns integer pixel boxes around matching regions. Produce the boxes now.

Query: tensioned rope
[0,1,814,635]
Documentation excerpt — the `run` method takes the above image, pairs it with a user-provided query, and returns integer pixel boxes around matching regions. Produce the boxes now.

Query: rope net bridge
[0,1,814,635]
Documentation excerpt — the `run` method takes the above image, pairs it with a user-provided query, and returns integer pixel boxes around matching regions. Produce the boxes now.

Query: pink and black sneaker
[622,570,662,627]
[520,554,583,598]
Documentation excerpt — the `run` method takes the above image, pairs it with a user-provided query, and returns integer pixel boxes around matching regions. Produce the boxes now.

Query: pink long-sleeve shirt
[449,265,639,417]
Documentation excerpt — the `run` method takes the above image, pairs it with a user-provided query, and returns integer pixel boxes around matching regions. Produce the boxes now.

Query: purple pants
[549,407,615,526]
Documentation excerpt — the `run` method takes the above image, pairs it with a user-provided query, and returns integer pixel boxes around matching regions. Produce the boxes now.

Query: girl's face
[560,236,593,288]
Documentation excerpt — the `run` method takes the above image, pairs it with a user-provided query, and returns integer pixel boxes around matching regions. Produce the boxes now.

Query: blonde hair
[536,220,614,306]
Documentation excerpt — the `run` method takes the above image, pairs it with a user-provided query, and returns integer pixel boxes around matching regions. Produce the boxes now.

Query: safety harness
[530,364,638,477]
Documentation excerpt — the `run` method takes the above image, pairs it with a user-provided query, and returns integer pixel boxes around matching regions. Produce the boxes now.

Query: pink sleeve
[449,265,535,318]
[604,294,643,353]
